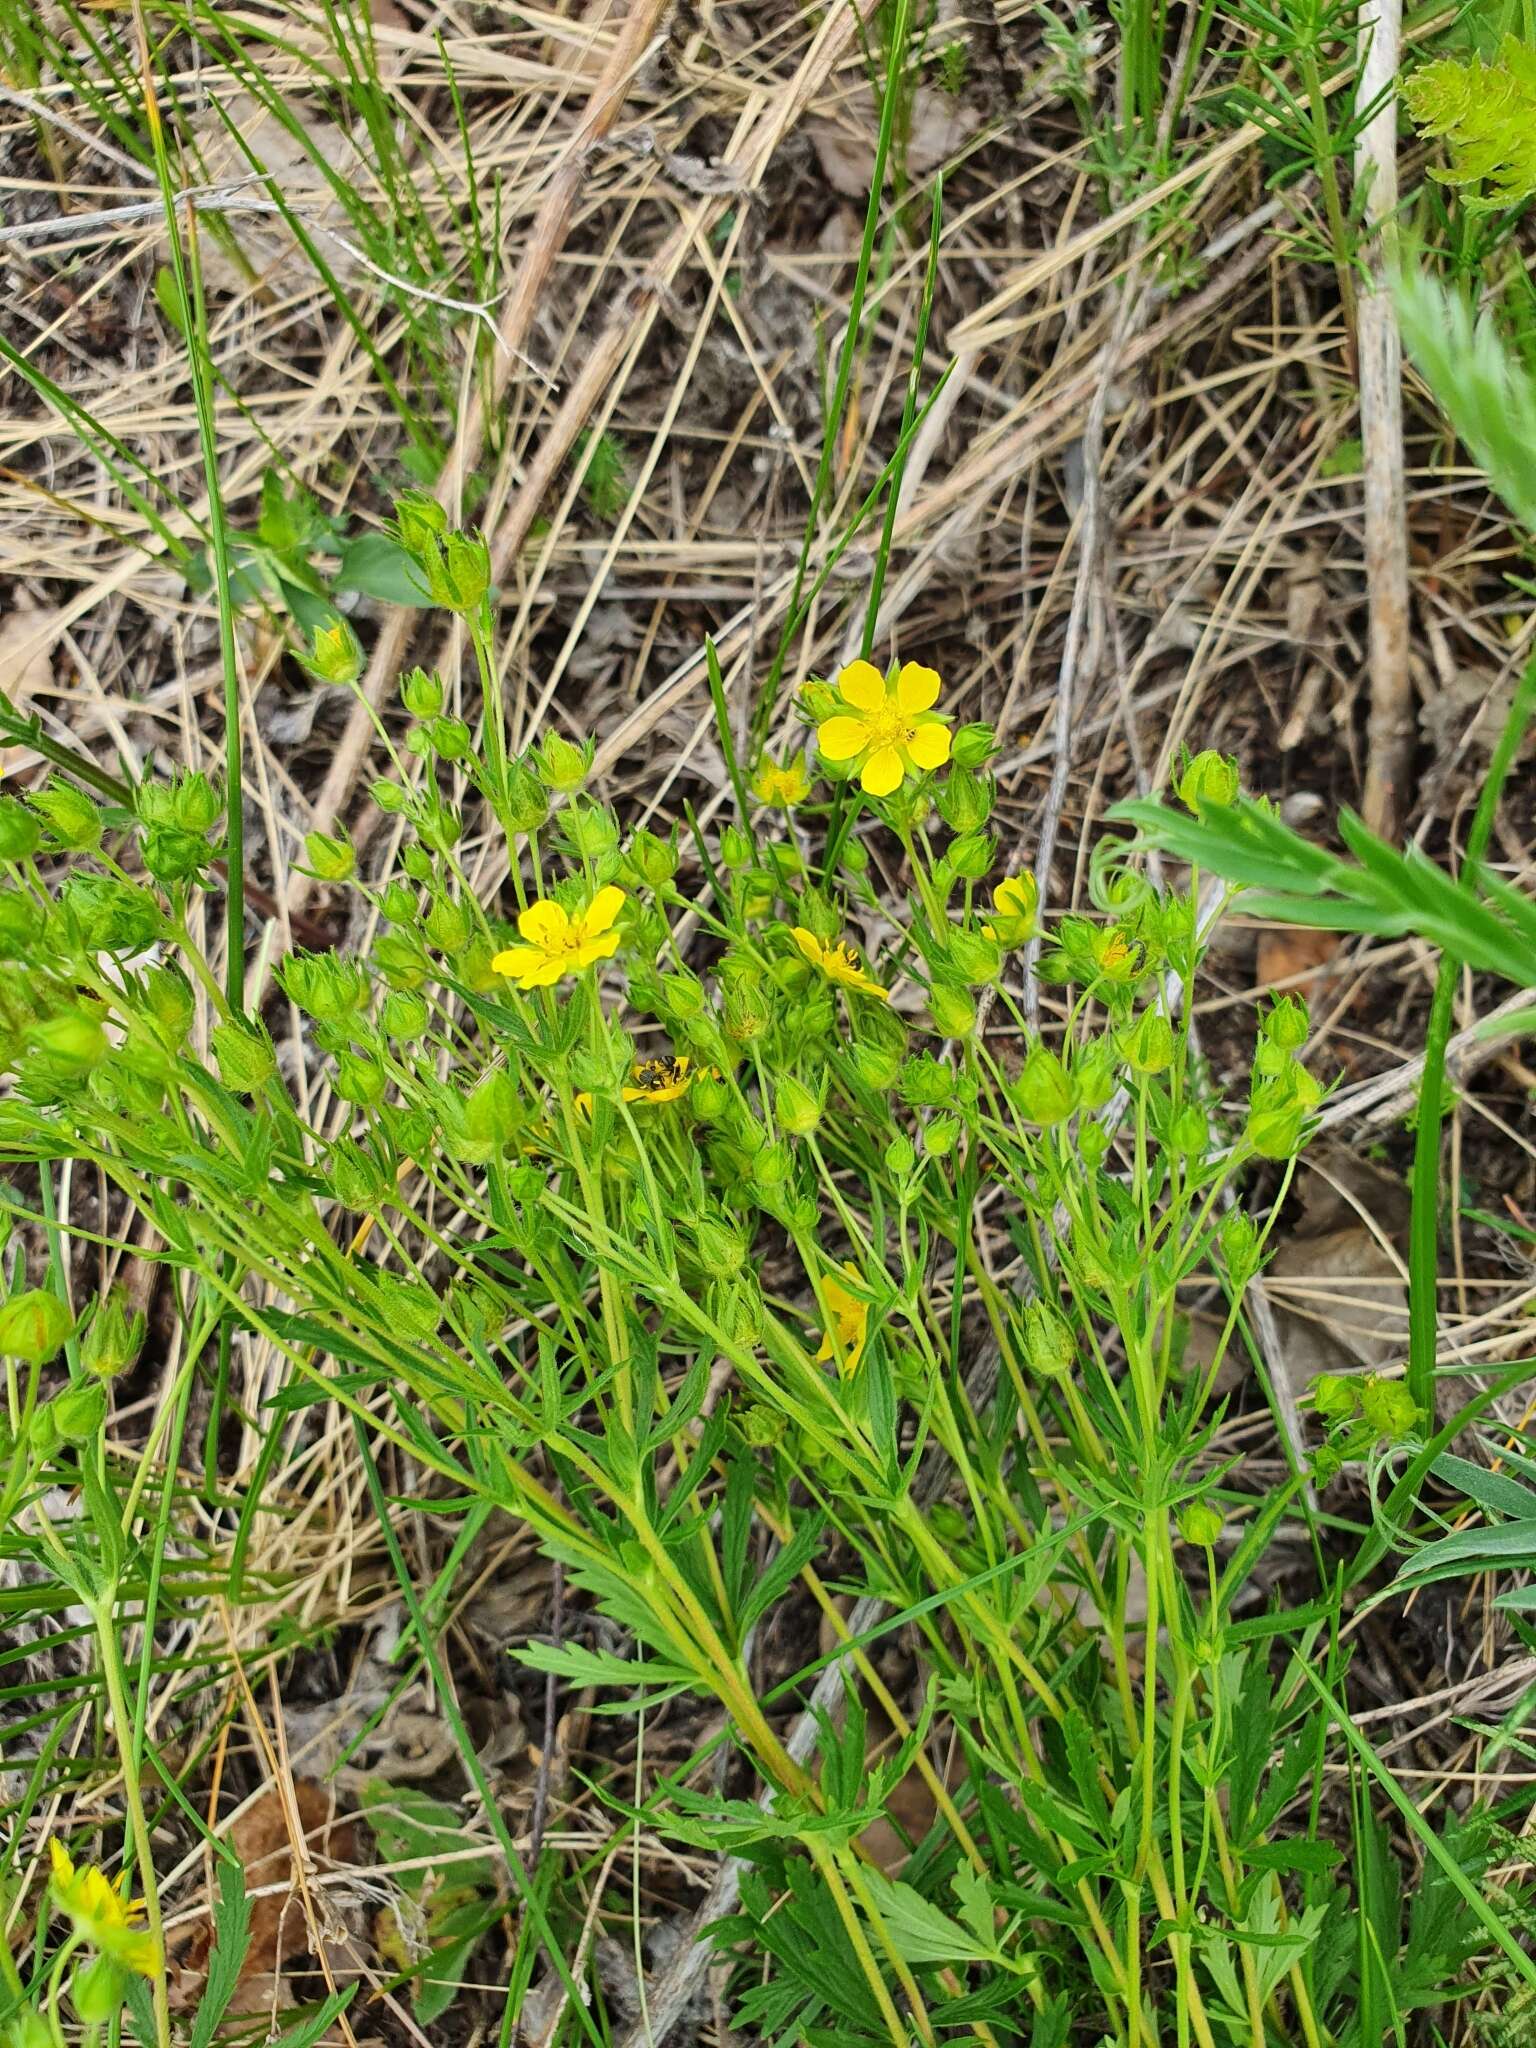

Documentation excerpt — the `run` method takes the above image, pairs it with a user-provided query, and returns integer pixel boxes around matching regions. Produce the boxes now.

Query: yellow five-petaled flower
[815,1263,871,1379]
[492,886,625,990]
[982,873,1038,947]
[48,1841,159,1978]
[575,1054,695,1118]
[750,752,812,808]
[816,658,952,798]
[792,926,888,1001]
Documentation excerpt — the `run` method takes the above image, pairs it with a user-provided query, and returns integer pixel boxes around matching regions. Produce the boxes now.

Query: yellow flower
[48,1841,158,1978]
[491,886,625,990]
[815,658,952,798]
[815,1263,871,1379]
[792,926,888,1001]
[750,752,811,807]
[575,1054,694,1118]
[982,873,1038,946]
[1092,926,1142,983]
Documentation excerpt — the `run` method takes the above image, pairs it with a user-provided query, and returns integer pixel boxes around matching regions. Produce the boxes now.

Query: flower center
[866,704,916,753]
[634,1056,685,1094]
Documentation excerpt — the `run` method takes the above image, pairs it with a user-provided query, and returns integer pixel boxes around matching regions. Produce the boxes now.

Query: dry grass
[6,0,1536,2039]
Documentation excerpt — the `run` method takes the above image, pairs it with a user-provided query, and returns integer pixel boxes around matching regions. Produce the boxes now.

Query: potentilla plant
[0,508,1434,2048]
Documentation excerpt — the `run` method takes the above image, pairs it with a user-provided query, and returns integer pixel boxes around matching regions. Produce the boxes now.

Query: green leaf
[334,532,432,606]
[189,1855,252,2048]
[1397,260,1536,532]
[1431,1451,1536,1520]
[510,1639,697,1709]
[858,1868,994,1965]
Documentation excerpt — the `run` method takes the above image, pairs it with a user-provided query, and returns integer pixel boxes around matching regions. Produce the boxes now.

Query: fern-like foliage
[1402,34,1536,207]
[1395,262,1536,534]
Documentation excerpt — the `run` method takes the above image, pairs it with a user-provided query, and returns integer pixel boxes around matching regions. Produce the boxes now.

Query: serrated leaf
[189,1855,252,2048]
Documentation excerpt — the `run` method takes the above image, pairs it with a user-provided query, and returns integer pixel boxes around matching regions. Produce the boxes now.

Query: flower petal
[517,898,568,947]
[579,884,626,939]
[896,661,941,714]
[792,926,825,969]
[493,945,562,988]
[860,746,905,797]
[836,658,887,712]
[904,721,952,773]
[817,715,870,763]
[573,928,622,969]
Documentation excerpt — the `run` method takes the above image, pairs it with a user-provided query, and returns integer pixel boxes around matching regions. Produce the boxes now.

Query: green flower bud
[624,828,677,890]
[849,1039,902,1092]
[279,951,371,1023]
[1177,1500,1224,1547]
[694,1217,747,1276]
[1079,1122,1112,1169]
[380,990,429,1041]
[332,1136,390,1209]
[1359,1375,1418,1444]
[0,797,41,862]
[752,1141,793,1192]
[416,798,462,854]
[1219,1208,1262,1284]
[465,1069,523,1156]
[71,1955,129,2024]
[370,777,410,815]
[1310,1373,1357,1421]
[946,929,1002,986]
[4,2006,56,2048]
[1263,993,1309,1052]
[0,1288,74,1363]
[334,1051,387,1107]
[1169,1102,1209,1156]
[899,1054,954,1107]
[400,666,444,718]
[777,1074,821,1136]
[53,1378,106,1444]
[1245,1091,1306,1160]
[440,530,491,612]
[1122,1008,1175,1076]
[374,931,430,991]
[648,976,698,1028]
[884,1133,916,1176]
[929,982,977,1037]
[379,882,419,924]
[155,770,222,835]
[922,1115,959,1158]
[392,491,447,556]
[82,1289,146,1379]
[28,1401,60,1460]
[723,970,769,1043]
[949,831,995,881]
[502,757,549,834]
[425,716,473,762]
[535,731,592,793]
[30,1011,108,1075]
[0,888,41,957]
[1074,1041,1120,1113]
[303,828,355,883]
[30,782,101,851]
[423,893,473,954]
[691,1072,731,1120]
[303,618,363,687]
[558,801,619,861]
[739,1402,785,1448]
[62,874,162,954]
[1016,1045,1075,1126]
[937,764,994,833]
[951,723,996,770]
[211,1019,275,1094]
[719,824,753,871]
[142,825,212,884]
[1021,1299,1074,1378]
[1176,748,1240,814]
